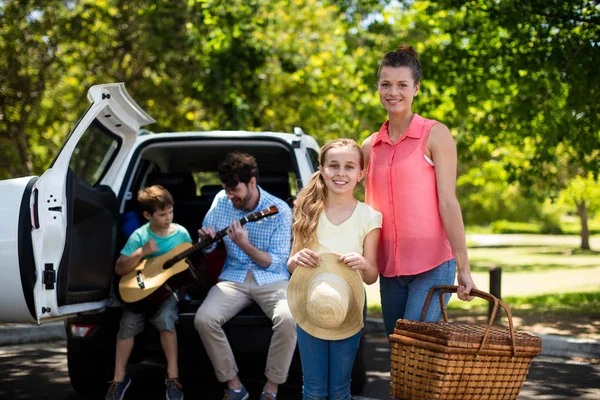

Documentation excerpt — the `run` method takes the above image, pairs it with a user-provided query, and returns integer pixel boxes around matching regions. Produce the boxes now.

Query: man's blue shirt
[202,186,292,285]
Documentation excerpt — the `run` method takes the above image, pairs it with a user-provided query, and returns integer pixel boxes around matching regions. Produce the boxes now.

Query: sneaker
[165,377,184,400]
[105,375,132,400]
[259,392,277,400]
[223,385,249,400]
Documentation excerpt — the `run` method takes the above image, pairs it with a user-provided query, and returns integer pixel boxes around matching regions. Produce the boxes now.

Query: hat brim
[288,252,365,340]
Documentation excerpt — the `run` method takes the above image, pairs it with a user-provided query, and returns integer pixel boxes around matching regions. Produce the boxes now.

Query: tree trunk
[576,200,590,250]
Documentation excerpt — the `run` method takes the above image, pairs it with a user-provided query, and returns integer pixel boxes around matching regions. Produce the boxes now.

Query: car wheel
[67,341,114,395]
[350,334,367,394]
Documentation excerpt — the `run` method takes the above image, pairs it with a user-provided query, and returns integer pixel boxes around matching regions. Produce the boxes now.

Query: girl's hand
[290,248,321,268]
[339,252,369,271]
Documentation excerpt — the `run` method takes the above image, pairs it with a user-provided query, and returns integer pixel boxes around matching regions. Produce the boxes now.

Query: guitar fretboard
[171,215,250,263]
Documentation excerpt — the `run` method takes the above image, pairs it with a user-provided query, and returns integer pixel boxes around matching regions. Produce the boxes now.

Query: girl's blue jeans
[379,258,456,337]
[296,325,362,400]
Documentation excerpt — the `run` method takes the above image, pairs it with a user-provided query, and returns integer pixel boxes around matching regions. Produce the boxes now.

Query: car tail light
[70,324,94,337]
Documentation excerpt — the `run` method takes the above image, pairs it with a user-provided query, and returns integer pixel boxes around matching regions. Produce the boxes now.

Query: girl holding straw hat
[287,138,382,400]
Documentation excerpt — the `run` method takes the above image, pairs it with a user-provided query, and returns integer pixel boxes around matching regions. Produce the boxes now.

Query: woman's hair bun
[396,44,418,58]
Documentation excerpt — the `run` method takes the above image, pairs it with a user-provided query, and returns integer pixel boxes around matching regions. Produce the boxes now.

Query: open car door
[0,83,155,324]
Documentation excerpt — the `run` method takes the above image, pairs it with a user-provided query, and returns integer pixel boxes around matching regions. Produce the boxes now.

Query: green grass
[468,246,600,273]
[468,219,600,235]
[447,291,600,313]
[366,234,600,319]
[467,236,600,273]
[366,291,600,317]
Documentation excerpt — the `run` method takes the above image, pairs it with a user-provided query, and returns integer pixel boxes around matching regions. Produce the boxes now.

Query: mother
[363,44,476,337]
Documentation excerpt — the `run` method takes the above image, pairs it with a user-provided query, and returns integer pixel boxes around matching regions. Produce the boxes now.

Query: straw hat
[287,252,365,340]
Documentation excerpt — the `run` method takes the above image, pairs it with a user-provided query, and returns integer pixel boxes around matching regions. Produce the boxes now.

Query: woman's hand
[290,248,321,268]
[339,252,370,271]
[457,267,476,301]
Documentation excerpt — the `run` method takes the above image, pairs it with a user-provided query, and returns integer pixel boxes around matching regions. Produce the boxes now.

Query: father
[194,152,296,400]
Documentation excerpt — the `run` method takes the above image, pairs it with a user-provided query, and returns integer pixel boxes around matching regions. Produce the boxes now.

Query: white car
[0,83,367,395]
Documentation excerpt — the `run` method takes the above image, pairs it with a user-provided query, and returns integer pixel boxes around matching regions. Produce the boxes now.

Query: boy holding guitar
[194,152,295,400]
[106,185,190,400]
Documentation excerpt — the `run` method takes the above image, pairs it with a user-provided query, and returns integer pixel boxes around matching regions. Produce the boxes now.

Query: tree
[0,1,70,178]
[372,0,600,244]
[402,0,600,180]
[559,172,600,250]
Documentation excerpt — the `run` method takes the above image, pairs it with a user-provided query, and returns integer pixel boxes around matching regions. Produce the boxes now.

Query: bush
[560,219,600,235]
[489,220,542,234]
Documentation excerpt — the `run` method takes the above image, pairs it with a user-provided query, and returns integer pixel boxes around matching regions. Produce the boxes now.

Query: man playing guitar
[194,152,295,400]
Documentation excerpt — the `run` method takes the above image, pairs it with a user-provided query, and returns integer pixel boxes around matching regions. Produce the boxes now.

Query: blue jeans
[296,326,361,400]
[379,259,456,337]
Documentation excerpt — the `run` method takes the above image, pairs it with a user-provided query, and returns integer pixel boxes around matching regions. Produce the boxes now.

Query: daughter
[287,138,382,400]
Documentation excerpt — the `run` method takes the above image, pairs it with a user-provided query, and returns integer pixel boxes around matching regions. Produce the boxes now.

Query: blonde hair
[292,139,364,251]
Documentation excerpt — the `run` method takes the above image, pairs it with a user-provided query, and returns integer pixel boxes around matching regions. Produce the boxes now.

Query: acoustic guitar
[118,205,279,312]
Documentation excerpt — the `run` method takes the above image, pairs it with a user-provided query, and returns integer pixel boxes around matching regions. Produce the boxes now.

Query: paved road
[1,335,599,399]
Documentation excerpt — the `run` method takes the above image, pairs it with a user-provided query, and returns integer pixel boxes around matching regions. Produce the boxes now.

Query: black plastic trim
[18,177,39,321]
[84,120,123,186]
[50,104,93,169]
[117,135,303,202]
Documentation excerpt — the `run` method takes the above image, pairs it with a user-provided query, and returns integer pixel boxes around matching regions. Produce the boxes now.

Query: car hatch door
[0,83,155,324]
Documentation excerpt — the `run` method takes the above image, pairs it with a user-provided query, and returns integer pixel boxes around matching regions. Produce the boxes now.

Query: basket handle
[420,285,517,358]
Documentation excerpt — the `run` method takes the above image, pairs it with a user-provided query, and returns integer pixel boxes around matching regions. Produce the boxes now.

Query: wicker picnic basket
[390,285,542,400]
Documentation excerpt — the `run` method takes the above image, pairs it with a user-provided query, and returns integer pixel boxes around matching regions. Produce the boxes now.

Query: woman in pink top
[363,44,477,337]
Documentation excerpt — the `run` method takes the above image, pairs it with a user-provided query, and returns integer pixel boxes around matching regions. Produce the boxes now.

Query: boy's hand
[142,238,158,257]
[198,226,216,241]
[290,248,321,268]
[340,252,369,271]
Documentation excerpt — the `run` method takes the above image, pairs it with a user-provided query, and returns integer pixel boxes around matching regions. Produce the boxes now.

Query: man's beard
[232,191,253,210]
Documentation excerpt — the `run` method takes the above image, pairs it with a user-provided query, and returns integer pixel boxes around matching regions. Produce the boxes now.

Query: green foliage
[457,159,541,225]
[559,172,600,215]
[1,0,598,248]
[1,0,380,181]
[399,0,600,186]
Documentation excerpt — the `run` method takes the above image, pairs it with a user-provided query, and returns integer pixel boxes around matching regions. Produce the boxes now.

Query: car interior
[118,139,301,309]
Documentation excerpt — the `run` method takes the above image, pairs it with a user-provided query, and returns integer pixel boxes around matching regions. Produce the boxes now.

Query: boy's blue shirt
[121,223,192,257]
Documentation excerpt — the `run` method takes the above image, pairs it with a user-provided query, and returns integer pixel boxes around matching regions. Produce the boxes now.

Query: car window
[68,119,122,186]
[307,148,319,172]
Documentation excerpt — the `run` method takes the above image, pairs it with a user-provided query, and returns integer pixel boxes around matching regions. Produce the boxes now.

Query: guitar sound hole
[163,260,175,270]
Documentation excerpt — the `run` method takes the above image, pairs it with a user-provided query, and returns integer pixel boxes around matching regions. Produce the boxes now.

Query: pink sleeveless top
[365,114,453,277]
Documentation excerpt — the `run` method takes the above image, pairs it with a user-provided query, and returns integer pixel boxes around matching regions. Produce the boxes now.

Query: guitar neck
[172,215,251,263]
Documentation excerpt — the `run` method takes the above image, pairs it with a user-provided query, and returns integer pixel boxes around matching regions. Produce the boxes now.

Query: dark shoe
[165,377,184,400]
[259,392,277,400]
[223,385,249,400]
[105,376,132,400]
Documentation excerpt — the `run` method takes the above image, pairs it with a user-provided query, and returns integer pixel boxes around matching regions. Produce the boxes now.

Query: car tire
[350,334,367,394]
[67,342,114,395]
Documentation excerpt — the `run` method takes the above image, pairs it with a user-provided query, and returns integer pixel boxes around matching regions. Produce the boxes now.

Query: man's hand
[227,220,249,248]
[198,226,216,242]
[141,238,158,257]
